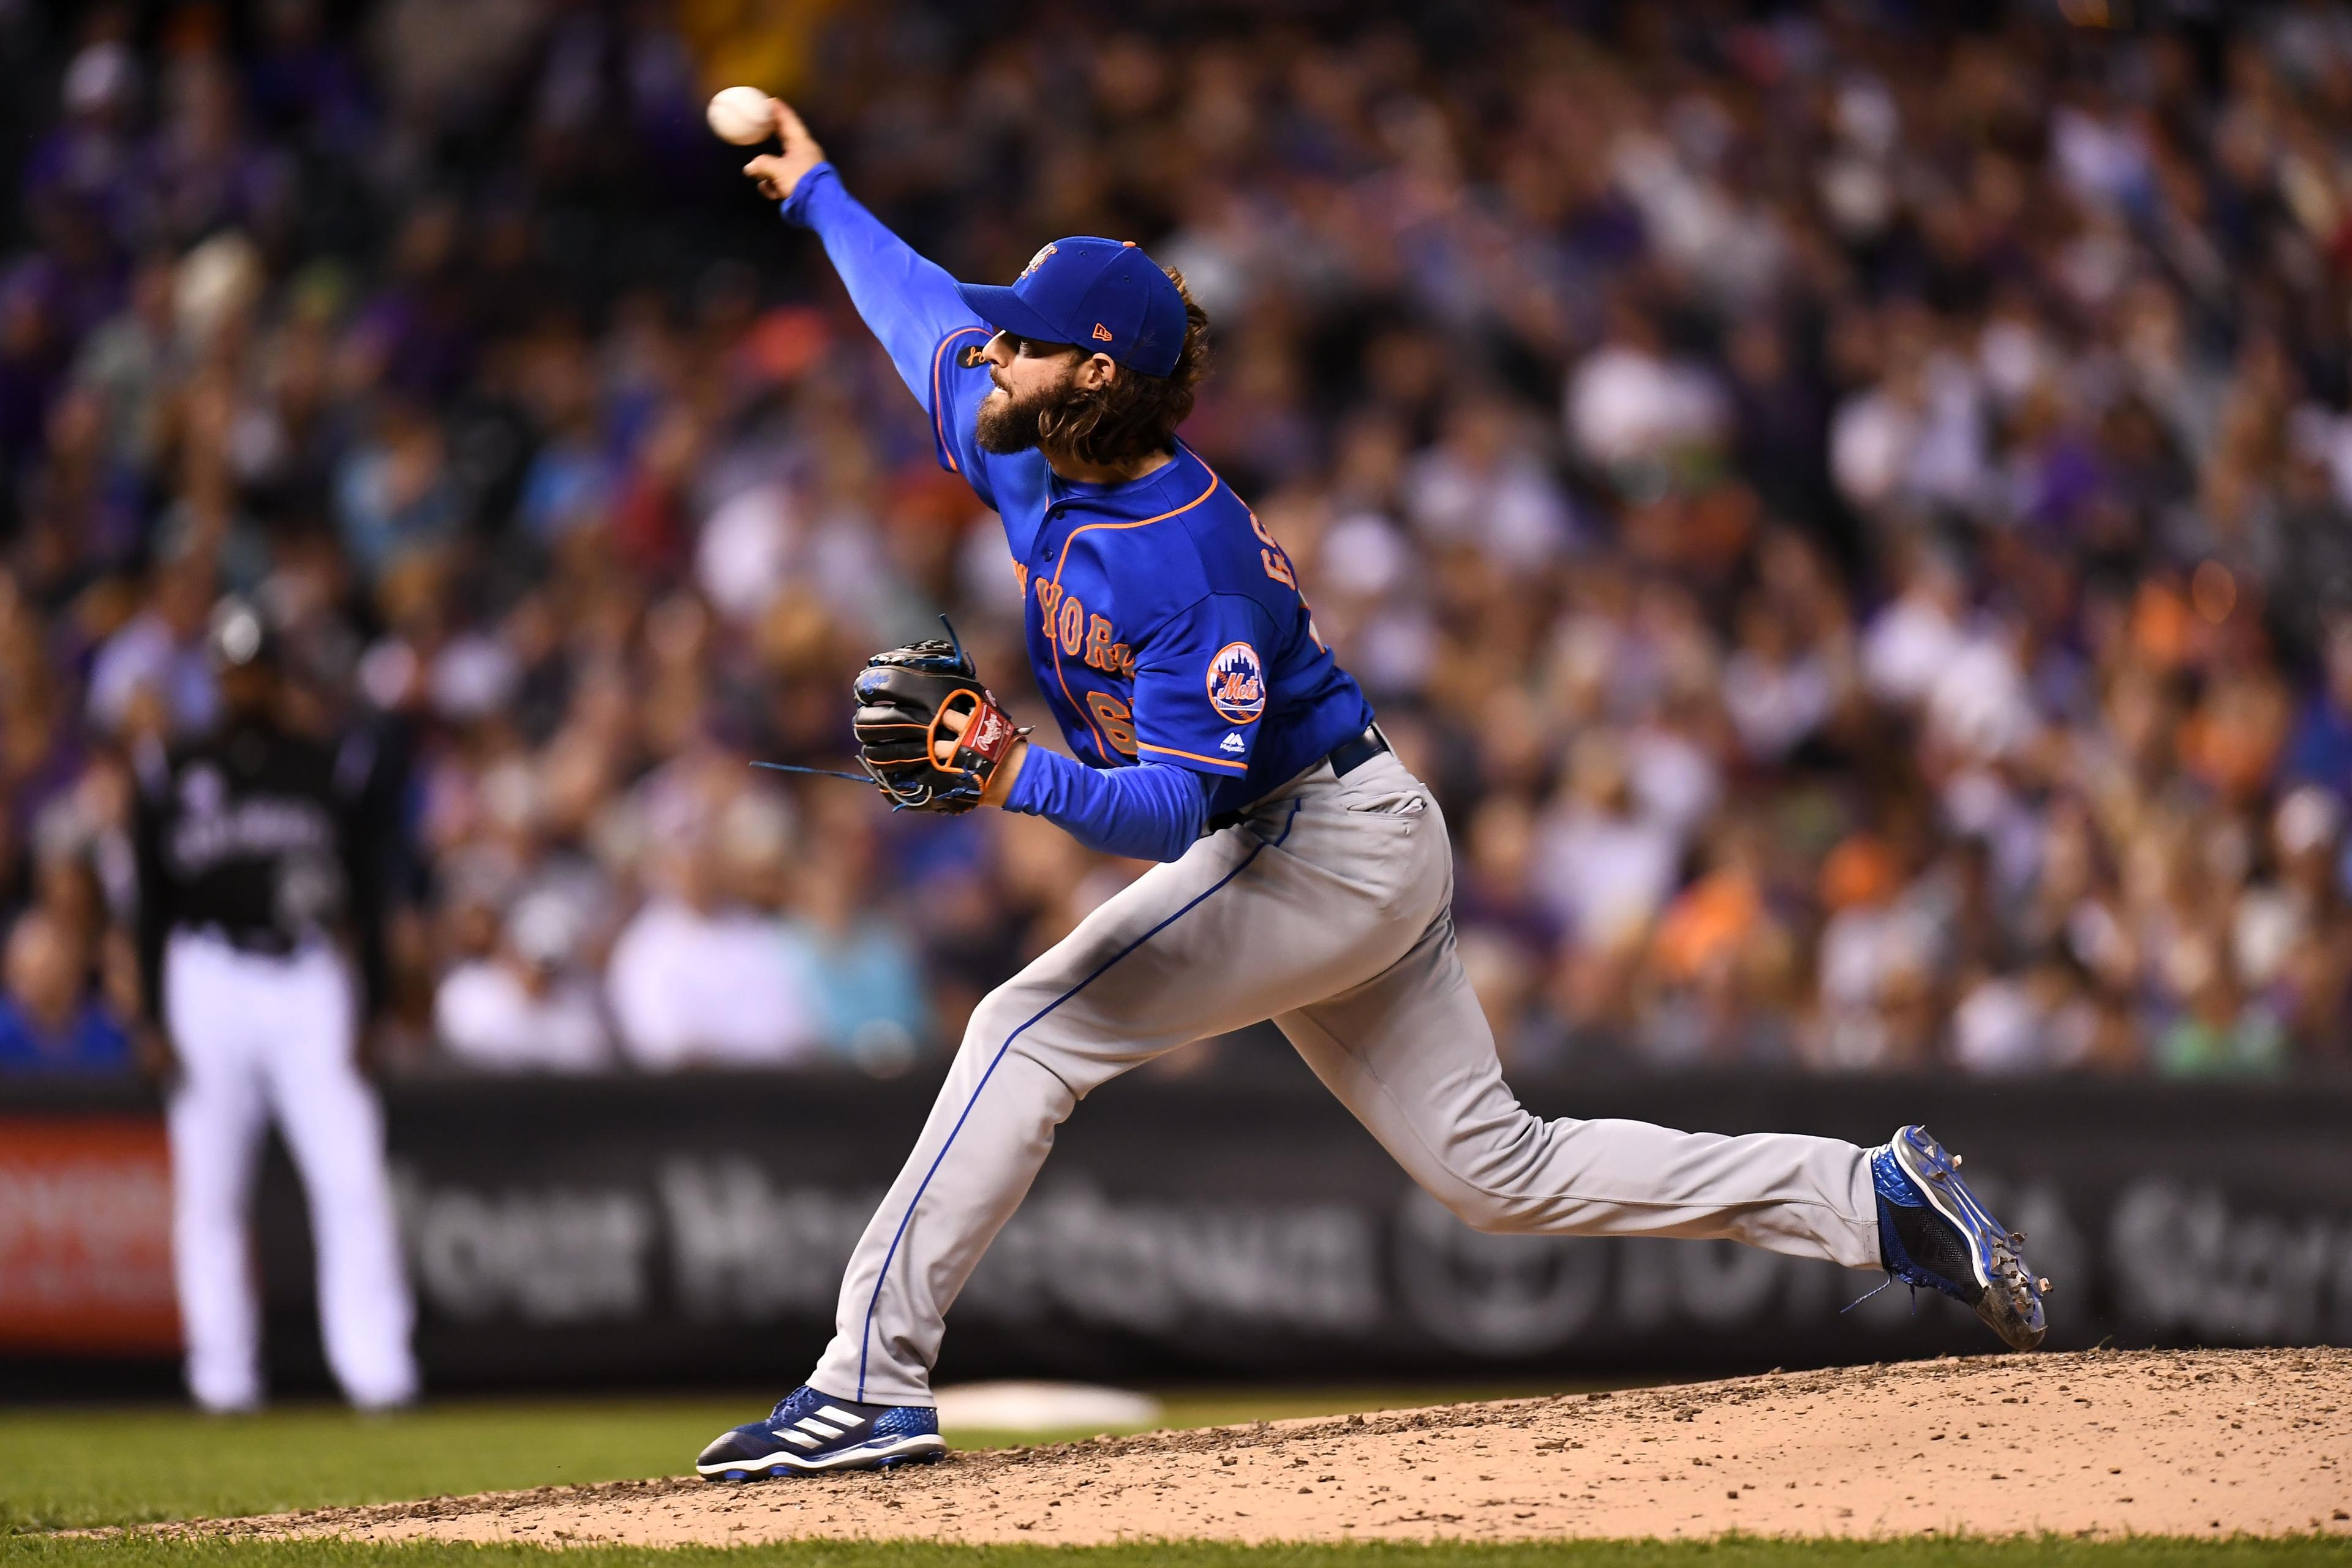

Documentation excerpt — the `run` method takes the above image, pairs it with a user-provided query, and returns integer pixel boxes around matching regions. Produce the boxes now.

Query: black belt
[1327,725,1390,779]
[1207,726,1390,832]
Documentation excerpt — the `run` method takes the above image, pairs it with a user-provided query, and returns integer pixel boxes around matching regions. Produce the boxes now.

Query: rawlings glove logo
[849,619,1025,815]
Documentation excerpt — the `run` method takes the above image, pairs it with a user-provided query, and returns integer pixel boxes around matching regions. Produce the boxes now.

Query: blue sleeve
[780,163,997,486]
[1003,747,1209,862]
[1129,594,1278,781]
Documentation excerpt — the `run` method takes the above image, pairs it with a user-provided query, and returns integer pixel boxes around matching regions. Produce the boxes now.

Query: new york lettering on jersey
[990,443,1369,817]
[934,391,1370,818]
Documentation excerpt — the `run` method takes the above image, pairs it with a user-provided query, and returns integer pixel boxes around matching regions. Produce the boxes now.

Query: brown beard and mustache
[973,361,1085,455]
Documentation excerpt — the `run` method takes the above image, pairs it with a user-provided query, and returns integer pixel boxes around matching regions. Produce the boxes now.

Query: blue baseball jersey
[785,166,1371,818]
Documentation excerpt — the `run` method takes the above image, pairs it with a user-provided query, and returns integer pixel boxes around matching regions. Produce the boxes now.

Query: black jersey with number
[132,717,396,1023]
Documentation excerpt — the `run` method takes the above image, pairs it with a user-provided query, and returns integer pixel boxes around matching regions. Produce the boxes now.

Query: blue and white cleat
[695,1385,947,1480]
[1874,1124,2049,1351]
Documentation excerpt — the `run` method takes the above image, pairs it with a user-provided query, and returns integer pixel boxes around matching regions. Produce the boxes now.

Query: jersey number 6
[1085,692,1139,756]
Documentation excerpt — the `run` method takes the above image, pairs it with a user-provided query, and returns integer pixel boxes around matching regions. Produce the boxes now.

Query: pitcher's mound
[216,1349,2349,1544]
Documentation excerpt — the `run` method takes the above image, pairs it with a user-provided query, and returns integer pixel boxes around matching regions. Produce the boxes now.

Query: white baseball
[706,86,774,146]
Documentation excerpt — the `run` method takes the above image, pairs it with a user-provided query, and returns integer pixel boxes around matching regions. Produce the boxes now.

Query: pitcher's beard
[974,377,1084,454]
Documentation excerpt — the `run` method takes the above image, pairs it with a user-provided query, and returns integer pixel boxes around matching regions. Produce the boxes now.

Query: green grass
[4,1536,2350,1565]
[0,1398,731,1536]
[0,1389,1565,1536]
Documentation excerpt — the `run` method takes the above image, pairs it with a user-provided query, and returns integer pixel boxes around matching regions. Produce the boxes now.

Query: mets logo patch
[1019,244,1058,281]
[1206,642,1267,725]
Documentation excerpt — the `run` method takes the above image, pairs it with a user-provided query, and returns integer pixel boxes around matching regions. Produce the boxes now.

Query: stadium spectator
[779,802,929,1076]
[0,907,131,1074]
[434,889,612,1074]
[605,788,821,1071]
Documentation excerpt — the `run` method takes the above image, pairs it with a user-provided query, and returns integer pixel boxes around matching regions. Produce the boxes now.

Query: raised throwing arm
[747,100,986,409]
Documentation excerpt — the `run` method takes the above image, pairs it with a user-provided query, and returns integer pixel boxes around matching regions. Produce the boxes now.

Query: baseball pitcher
[697,102,2047,1479]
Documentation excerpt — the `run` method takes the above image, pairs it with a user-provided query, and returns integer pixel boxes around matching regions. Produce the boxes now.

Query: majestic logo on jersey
[1206,642,1267,725]
[1219,731,1245,753]
[1018,244,1057,280]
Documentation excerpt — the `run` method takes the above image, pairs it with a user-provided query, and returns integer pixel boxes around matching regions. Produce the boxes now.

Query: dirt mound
[198,1349,2349,1544]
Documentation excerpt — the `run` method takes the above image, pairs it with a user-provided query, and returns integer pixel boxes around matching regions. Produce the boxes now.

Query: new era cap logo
[1092,323,1114,342]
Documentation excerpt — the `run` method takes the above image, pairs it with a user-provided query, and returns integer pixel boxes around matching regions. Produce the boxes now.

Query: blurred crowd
[3,0,2351,1083]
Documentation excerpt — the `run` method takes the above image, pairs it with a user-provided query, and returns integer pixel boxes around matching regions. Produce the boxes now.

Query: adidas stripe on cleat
[695,1385,948,1479]
[1873,1123,2048,1351]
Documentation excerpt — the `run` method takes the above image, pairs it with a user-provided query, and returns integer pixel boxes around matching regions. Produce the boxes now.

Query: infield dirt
[189,1349,2349,1545]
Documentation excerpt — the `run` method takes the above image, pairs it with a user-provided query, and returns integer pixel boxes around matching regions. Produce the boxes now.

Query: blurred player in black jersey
[134,598,417,1411]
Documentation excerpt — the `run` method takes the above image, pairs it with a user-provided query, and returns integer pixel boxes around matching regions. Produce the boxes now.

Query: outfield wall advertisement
[0,1116,179,1355]
[5,1064,2349,1387]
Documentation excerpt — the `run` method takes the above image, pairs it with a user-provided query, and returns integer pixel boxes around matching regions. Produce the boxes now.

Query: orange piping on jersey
[1136,740,1250,771]
[1045,472,1221,756]
[930,327,990,474]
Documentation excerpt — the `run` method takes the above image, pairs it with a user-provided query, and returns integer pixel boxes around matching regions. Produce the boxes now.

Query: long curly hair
[1033,268,1212,467]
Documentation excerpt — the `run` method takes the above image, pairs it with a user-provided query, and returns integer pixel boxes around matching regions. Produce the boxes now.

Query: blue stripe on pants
[854,799,1302,1398]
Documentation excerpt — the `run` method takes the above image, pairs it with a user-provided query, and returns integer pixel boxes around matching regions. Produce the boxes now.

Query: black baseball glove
[851,635,1025,813]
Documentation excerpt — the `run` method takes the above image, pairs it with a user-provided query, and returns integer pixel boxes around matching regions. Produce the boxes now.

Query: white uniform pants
[164,930,417,1411]
[813,753,1882,1405]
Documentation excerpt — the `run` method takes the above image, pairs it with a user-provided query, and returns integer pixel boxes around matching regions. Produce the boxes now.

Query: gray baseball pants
[810,751,1882,1405]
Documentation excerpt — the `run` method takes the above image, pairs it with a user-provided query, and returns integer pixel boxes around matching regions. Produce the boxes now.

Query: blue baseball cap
[956,238,1188,379]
